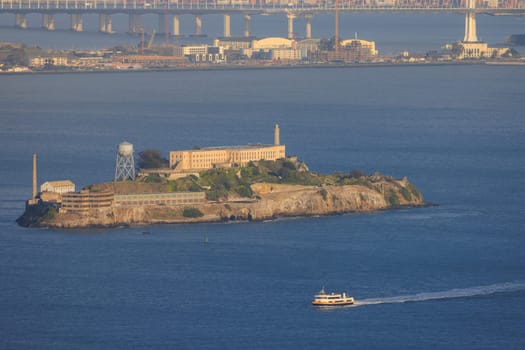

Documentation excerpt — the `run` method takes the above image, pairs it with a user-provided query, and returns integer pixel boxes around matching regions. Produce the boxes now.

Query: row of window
[115,192,204,201]
[115,199,205,206]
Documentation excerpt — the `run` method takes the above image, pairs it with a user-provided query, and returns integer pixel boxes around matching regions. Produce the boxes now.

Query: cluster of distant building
[3,39,516,74]
[83,35,378,70]
[0,35,385,72]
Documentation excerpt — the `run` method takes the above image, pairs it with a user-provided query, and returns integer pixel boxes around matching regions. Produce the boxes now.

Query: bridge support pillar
[195,15,202,36]
[129,14,142,33]
[223,14,231,38]
[172,15,180,36]
[42,14,55,31]
[105,15,112,33]
[305,14,312,39]
[287,13,295,39]
[99,14,106,32]
[244,15,251,37]
[463,0,478,42]
[71,14,83,32]
[15,14,27,29]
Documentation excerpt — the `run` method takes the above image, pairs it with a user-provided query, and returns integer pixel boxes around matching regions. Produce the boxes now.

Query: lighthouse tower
[274,124,280,146]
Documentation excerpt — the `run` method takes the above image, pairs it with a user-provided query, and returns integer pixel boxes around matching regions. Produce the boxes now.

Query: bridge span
[1,0,524,38]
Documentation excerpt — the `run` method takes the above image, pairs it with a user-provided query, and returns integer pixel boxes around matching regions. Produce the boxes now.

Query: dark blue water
[1,65,525,349]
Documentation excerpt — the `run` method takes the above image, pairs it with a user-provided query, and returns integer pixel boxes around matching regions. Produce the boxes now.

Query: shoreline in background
[2,60,524,75]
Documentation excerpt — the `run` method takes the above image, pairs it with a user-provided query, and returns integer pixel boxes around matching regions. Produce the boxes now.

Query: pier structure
[1,1,522,38]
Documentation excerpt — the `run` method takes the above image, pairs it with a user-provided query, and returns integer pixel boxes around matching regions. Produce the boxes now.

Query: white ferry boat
[311,288,355,306]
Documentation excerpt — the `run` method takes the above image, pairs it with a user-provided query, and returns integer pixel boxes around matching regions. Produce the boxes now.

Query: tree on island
[137,149,168,169]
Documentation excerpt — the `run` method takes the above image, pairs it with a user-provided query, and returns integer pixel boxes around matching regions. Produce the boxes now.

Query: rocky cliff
[18,174,426,229]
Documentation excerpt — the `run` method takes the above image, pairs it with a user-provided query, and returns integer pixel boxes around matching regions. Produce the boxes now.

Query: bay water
[0,65,524,349]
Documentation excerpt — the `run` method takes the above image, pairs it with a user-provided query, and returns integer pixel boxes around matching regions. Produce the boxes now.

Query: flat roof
[173,144,284,152]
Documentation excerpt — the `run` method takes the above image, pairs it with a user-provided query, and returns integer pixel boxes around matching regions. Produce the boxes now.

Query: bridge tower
[115,142,135,182]
[463,0,478,43]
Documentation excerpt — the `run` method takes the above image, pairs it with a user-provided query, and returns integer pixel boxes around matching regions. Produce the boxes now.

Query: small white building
[271,48,303,61]
[458,42,509,59]
[40,180,75,194]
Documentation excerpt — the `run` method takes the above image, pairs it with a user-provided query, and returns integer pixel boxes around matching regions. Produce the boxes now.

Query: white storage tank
[118,142,134,157]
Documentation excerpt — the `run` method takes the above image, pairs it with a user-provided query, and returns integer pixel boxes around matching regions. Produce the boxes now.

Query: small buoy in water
[204,236,208,243]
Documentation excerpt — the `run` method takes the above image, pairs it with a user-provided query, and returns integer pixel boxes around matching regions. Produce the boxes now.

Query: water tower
[114,142,135,181]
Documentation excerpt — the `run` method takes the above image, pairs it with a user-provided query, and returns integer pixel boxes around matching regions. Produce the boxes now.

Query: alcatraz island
[17,125,426,229]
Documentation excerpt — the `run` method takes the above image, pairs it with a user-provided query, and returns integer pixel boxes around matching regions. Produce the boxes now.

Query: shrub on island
[182,207,204,218]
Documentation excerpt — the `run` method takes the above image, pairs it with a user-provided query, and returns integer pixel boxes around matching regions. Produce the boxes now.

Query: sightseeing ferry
[311,288,355,306]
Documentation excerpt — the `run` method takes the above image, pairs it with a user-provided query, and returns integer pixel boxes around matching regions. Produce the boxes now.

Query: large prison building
[169,124,285,172]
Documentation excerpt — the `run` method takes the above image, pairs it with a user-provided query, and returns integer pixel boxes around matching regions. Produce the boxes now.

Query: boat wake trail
[352,281,525,307]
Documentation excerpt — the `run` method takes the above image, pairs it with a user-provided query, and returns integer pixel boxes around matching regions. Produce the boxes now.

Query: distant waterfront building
[111,55,186,68]
[296,39,321,53]
[40,180,75,194]
[270,48,303,61]
[173,45,224,56]
[340,38,378,57]
[213,37,254,51]
[252,37,295,50]
[455,42,509,59]
[169,124,286,172]
[240,37,307,61]
[29,56,68,68]
[172,45,225,63]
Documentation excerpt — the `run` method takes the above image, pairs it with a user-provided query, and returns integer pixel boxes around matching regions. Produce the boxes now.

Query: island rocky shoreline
[17,169,428,229]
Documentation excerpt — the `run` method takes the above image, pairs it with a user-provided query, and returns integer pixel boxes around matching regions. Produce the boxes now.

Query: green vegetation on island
[90,157,423,205]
